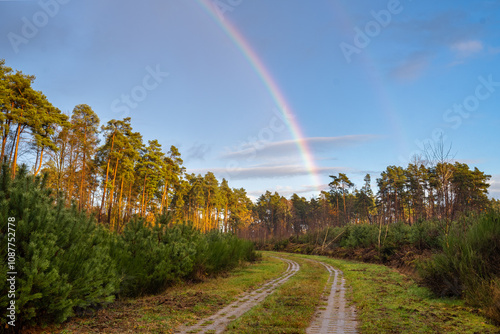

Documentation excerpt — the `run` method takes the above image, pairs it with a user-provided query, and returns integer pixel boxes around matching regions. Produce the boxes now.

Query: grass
[31,255,286,333]
[225,253,328,333]
[30,251,500,333]
[289,253,499,334]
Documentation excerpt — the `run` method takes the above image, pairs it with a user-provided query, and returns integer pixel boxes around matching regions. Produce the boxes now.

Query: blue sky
[1,0,499,199]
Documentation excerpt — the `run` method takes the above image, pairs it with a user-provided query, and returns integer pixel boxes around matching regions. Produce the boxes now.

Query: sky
[1,0,499,200]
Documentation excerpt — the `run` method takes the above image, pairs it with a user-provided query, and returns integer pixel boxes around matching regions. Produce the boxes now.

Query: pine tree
[68,104,100,210]
[136,139,165,218]
[159,145,184,214]
[0,164,118,327]
[0,60,13,162]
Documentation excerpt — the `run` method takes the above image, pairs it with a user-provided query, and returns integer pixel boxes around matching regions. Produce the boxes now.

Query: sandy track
[175,257,300,334]
[306,260,358,334]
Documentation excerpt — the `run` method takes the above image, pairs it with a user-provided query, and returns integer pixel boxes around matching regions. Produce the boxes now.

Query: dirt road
[175,257,300,334]
[306,260,358,334]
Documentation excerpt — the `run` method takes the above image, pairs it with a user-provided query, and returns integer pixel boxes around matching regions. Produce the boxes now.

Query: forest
[1,60,499,328]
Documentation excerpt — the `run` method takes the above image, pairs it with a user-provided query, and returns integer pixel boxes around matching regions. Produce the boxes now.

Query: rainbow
[195,0,323,192]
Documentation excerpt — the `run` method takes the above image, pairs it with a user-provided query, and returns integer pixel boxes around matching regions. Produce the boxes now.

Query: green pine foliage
[287,220,442,253]
[192,230,257,279]
[418,211,500,323]
[0,164,257,329]
[115,218,197,297]
[0,164,119,326]
[341,224,379,248]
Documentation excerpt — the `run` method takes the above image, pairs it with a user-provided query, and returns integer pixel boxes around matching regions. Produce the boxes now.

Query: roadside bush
[272,238,289,251]
[341,224,378,248]
[319,226,345,248]
[0,165,119,327]
[408,219,441,250]
[384,222,411,246]
[192,230,257,279]
[115,219,197,297]
[115,220,258,295]
[419,211,500,323]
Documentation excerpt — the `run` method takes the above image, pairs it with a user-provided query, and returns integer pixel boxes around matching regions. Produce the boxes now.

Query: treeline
[0,165,257,328]
[244,162,492,241]
[0,60,253,233]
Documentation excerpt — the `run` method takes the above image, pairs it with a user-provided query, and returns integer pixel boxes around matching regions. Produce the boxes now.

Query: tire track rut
[175,257,300,334]
[306,260,357,334]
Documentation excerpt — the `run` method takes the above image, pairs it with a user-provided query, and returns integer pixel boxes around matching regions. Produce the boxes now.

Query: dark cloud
[389,51,431,82]
[184,143,211,162]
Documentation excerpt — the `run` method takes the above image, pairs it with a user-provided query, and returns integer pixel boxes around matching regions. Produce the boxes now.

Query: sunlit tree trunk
[34,147,44,175]
[99,131,115,221]
[108,156,120,227]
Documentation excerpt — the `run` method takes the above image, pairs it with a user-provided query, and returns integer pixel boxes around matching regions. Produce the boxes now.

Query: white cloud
[448,40,483,66]
[452,158,486,165]
[221,135,380,160]
[187,164,350,181]
[247,184,330,199]
[451,40,483,56]
[489,174,500,199]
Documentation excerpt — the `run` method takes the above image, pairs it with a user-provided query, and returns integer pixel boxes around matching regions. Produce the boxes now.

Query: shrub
[192,230,257,279]
[384,222,411,246]
[272,238,289,251]
[408,219,441,250]
[0,165,119,327]
[115,219,197,297]
[341,224,378,248]
[418,211,500,323]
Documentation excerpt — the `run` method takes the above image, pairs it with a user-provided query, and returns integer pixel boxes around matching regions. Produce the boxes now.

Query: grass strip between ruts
[225,254,328,334]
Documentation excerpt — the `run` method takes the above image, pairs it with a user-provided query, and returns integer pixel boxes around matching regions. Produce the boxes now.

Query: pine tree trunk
[67,146,75,205]
[126,182,133,221]
[108,156,120,227]
[342,191,347,225]
[141,173,147,217]
[0,106,13,161]
[160,181,169,213]
[117,177,125,232]
[34,147,44,175]
[99,131,115,221]
[11,118,22,178]
[224,202,228,232]
[1,133,7,162]
[79,130,87,211]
